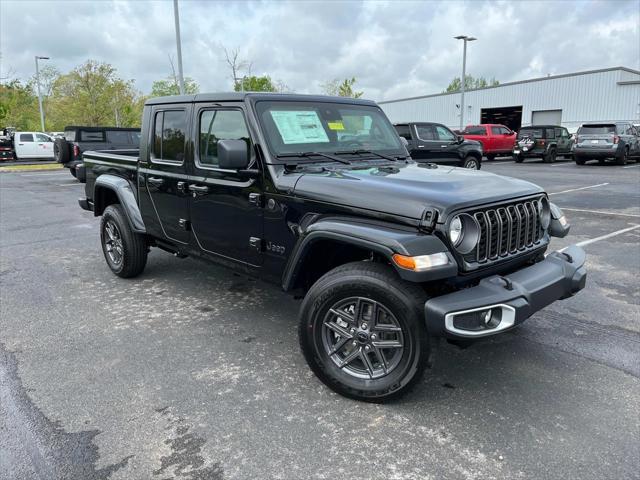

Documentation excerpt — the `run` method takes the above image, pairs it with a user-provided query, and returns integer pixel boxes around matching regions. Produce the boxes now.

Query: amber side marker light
[392,253,449,271]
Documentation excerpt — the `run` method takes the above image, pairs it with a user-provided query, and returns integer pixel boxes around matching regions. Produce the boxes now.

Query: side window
[80,130,105,141]
[152,110,186,163]
[198,109,250,168]
[35,133,51,142]
[415,125,435,141]
[562,128,569,138]
[499,127,511,135]
[435,125,455,141]
[394,125,412,140]
[491,126,501,135]
[546,128,556,139]
[19,133,34,142]
[555,128,563,138]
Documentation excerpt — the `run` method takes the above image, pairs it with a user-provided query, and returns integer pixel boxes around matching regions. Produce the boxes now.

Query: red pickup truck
[461,124,517,160]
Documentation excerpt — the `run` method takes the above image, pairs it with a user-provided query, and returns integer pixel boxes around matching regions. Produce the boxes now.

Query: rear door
[15,133,35,158]
[139,106,191,244]
[187,104,263,266]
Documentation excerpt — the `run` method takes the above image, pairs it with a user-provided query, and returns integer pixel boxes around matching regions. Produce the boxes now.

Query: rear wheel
[575,156,586,165]
[544,148,557,163]
[462,156,481,169]
[298,262,429,402]
[514,154,524,163]
[100,204,147,278]
[616,148,628,166]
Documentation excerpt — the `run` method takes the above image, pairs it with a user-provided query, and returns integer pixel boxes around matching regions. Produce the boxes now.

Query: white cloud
[1,0,638,101]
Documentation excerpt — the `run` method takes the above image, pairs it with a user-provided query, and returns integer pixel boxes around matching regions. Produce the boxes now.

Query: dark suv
[394,122,483,169]
[513,125,573,163]
[574,123,640,165]
[79,93,586,402]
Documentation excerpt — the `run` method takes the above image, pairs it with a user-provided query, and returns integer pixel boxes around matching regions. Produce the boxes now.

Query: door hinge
[178,218,191,231]
[248,193,262,207]
[249,237,263,253]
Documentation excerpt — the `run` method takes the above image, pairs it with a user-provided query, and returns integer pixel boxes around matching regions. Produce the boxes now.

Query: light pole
[454,35,476,130]
[35,55,49,132]
[173,0,185,95]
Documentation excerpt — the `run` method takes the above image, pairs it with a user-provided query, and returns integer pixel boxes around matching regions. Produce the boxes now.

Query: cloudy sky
[1,0,638,101]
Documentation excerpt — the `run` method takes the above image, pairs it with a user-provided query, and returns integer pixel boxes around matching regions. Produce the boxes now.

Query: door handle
[189,184,210,194]
[417,145,425,148]
[147,177,164,186]
[177,181,187,193]
[441,145,449,148]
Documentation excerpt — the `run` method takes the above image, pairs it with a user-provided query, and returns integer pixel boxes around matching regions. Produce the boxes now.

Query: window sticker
[327,121,345,131]
[270,110,330,144]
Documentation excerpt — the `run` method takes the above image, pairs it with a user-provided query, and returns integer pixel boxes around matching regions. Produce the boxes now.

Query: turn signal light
[392,253,449,271]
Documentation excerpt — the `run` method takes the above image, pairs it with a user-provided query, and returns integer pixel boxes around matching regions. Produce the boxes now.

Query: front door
[556,127,571,154]
[188,104,263,267]
[420,124,459,164]
[139,106,191,244]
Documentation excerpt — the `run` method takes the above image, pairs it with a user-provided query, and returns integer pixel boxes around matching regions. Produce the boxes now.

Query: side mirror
[399,137,409,147]
[218,139,249,170]
[456,135,465,143]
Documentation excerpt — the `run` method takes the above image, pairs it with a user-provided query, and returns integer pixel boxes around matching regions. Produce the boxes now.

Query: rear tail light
[613,135,619,144]
[73,145,80,158]
[539,139,545,146]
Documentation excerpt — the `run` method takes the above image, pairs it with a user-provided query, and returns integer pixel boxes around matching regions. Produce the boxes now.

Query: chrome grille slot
[461,197,546,265]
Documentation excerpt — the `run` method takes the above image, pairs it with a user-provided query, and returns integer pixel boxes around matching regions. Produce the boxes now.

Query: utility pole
[454,35,476,130]
[173,0,185,95]
[35,55,49,132]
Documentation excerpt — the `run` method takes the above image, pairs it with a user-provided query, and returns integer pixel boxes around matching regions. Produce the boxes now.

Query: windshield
[518,128,543,139]
[255,100,404,159]
[578,125,615,135]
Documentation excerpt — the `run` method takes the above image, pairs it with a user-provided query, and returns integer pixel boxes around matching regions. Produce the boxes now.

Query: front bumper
[424,245,586,338]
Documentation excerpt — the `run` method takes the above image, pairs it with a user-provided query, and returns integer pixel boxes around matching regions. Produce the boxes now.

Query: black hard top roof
[144,92,377,106]
[520,125,564,129]
[64,126,140,132]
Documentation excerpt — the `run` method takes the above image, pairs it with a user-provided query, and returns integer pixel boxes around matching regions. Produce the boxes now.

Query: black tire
[54,138,69,163]
[514,154,524,163]
[100,204,147,278]
[544,148,556,163]
[616,148,628,166]
[462,156,481,169]
[298,262,429,403]
[486,154,496,161]
[69,168,77,178]
[575,156,586,165]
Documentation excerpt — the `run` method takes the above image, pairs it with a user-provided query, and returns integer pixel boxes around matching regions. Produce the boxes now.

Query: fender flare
[282,216,457,290]
[94,174,146,233]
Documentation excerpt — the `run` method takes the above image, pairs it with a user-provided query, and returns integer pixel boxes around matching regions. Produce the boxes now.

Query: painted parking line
[550,162,576,167]
[18,172,69,177]
[573,224,640,248]
[57,183,81,187]
[485,161,515,165]
[622,164,640,169]
[560,207,640,219]
[548,183,609,195]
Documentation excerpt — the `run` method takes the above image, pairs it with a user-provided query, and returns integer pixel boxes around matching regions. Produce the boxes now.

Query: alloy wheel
[104,220,124,266]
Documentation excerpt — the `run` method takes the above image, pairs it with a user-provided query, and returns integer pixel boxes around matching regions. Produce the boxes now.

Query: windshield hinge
[419,208,439,231]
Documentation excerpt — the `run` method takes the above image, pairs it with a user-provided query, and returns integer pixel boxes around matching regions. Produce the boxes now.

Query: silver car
[574,122,640,165]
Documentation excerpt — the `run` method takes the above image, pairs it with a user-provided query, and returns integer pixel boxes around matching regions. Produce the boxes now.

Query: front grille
[463,197,545,264]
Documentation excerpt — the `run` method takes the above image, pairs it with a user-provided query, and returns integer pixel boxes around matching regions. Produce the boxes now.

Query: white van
[14,132,54,160]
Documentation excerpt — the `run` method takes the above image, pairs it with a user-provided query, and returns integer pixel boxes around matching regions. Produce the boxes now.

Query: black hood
[290,162,544,221]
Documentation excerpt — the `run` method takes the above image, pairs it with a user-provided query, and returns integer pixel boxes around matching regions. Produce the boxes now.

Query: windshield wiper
[334,149,406,162]
[275,152,351,165]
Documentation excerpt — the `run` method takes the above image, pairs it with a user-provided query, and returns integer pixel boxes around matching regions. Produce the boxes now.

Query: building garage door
[532,109,562,125]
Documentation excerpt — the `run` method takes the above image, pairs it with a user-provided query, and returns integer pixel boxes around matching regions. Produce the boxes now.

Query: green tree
[150,76,199,97]
[234,75,277,92]
[0,79,40,130]
[321,77,363,98]
[444,75,499,93]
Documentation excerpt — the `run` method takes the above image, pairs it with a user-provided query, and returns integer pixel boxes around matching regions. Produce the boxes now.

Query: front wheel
[616,148,628,166]
[544,149,556,163]
[298,262,429,402]
[462,156,481,169]
[100,204,148,278]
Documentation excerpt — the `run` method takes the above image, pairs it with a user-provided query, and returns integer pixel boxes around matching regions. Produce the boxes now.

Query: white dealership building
[379,67,640,133]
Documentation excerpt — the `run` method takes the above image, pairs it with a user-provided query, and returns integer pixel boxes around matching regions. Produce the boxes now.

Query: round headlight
[449,216,463,245]
[538,197,551,229]
[448,214,481,254]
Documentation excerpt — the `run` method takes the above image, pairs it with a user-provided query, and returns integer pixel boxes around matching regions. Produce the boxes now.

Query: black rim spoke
[360,349,375,379]
[339,347,362,369]
[372,346,388,374]
[371,340,403,349]
[323,320,353,339]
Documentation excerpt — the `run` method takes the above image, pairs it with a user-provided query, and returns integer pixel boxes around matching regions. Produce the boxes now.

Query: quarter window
[152,110,186,162]
[198,109,250,168]
[19,134,34,142]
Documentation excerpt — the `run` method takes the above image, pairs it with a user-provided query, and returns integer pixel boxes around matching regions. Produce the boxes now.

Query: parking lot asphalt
[1,160,639,480]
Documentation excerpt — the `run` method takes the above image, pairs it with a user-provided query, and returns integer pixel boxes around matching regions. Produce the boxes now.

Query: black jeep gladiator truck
[54,126,141,181]
[79,93,586,402]
[394,122,483,169]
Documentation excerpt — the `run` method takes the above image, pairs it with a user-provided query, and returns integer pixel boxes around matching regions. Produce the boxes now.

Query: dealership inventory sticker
[270,110,330,144]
